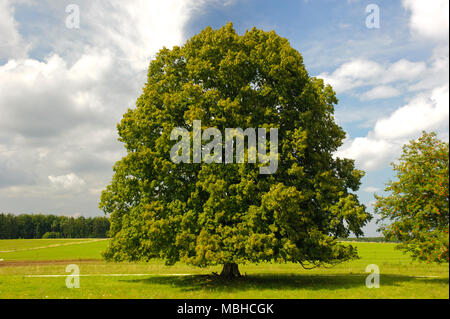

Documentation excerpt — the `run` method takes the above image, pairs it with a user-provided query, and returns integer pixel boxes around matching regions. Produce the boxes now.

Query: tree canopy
[99,23,371,276]
[376,131,449,263]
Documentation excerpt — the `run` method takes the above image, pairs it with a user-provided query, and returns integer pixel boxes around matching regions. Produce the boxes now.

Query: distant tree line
[339,237,400,243]
[0,213,110,239]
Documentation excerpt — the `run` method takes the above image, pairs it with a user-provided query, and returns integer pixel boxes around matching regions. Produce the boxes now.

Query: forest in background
[0,213,110,239]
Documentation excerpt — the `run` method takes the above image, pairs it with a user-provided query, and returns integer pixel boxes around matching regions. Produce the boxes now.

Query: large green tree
[376,132,449,263]
[99,23,370,277]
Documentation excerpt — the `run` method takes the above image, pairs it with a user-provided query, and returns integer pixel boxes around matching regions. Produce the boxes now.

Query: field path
[0,239,108,253]
[0,259,100,267]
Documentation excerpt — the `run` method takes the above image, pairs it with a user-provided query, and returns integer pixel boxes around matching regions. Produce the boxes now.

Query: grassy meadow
[0,239,448,299]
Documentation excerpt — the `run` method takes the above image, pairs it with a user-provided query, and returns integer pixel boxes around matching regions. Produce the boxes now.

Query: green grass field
[0,239,448,299]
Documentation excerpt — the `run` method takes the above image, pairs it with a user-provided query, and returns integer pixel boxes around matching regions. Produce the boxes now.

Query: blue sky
[0,0,448,236]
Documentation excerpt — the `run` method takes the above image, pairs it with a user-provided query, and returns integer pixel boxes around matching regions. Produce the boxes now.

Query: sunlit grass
[0,239,448,299]
[0,238,101,252]
[0,239,108,260]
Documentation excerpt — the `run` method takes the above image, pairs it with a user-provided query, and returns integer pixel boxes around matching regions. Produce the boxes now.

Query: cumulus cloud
[48,173,86,191]
[0,0,204,215]
[0,53,110,138]
[336,136,396,171]
[336,85,449,171]
[410,45,449,92]
[0,0,29,60]
[402,0,449,41]
[333,1,449,171]
[22,0,197,71]
[318,58,426,94]
[80,0,195,70]
[360,86,400,101]
[374,86,449,140]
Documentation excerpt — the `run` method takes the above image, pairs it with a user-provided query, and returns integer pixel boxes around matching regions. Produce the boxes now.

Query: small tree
[42,231,61,239]
[376,131,449,263]
[100,23,371,278]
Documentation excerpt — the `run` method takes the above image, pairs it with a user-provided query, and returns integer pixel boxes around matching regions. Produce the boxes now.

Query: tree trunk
[220,263,241,278]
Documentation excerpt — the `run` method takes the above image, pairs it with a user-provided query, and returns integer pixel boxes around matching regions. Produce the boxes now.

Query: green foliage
[376,131,449,263]
[41,232,61,239]
[100,23,370,268]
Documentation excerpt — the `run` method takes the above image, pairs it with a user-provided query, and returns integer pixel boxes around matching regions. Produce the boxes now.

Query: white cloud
[80,0,195,70]
[0,0,205,215]
[318,59,381,92]
[48,173,86,191]
[374,86,449,140]
[0,0,29,60]
[336,136,396,171]
[336,85,449,171]
[363,186,381,193]
[0,52,113,138]
[360,86,400,101]
[402,0,449,41]
[410,45,449,92]
[385,59,427,83]
[318,58,426,94]
[331,2,449,173]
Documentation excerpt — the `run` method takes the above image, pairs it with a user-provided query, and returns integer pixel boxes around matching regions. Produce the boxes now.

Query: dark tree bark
[220,263,241,278]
